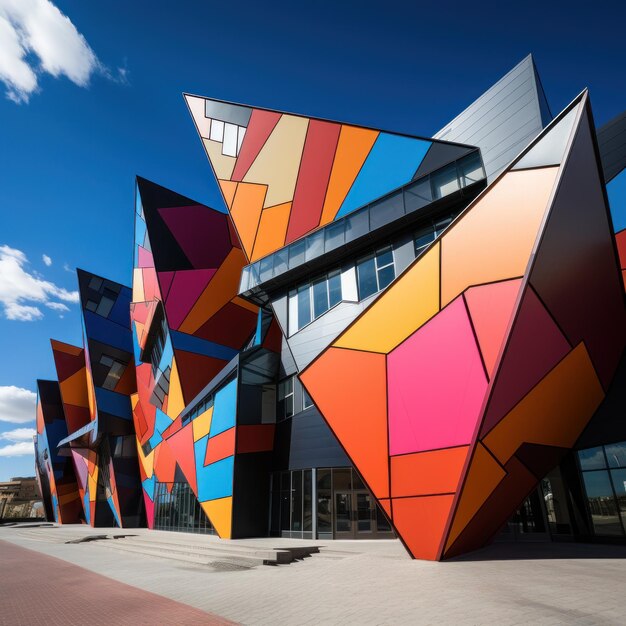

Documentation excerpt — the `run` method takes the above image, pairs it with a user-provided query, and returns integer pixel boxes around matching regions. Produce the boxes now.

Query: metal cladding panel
[276,407,350,471]
[435,55,549,181]
[597,110,626,183]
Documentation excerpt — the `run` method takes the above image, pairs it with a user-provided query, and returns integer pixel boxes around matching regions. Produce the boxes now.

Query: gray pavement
[1,524,626,625]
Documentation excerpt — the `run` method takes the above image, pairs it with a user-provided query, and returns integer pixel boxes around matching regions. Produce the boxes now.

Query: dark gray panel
[597,110,626,183]
[204,99,252,127]
[529,105,626,389]
[413,142,474,180]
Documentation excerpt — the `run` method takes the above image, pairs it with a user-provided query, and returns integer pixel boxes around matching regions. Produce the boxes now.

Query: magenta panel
[388,296,488,455]
[164,269,216,330]
[71,450,88,489]
[137,246,155,269]
[158,206,232,269]
[480,287,571,436]
[157,271,175,301]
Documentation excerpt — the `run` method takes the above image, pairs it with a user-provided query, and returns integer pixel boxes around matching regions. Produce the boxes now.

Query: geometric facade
[34,57,626,560]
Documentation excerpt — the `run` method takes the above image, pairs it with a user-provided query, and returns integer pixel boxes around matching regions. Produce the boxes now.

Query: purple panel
[164,269,216,330]
[158,205,232,269]
[157,271,175,302]
[480,287,570,436]
[529,106,626,389]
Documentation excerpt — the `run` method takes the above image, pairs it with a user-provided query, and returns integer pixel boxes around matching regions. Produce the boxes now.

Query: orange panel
[379,498,392,519]
[219,180,238,210]
[250,202,292,261]
[320,125,379,224]
[301,347,389,499]
[441,167,559,306]
[445,442,506,550]
[483,343,605,464]
[205,428,236,466]
[390,446,469,498]
[178,248,248,334]
[229,182,267,260]
[392,495,455,560]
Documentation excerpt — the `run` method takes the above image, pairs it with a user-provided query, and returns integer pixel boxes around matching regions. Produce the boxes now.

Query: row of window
[277,375,313,421]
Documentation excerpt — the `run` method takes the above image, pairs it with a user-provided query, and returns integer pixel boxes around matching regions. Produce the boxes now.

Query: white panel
[340,264,358,302]
[237,126,246,154]
[210,119,224,142]
[222,123,238,157]
[288,291,298,336]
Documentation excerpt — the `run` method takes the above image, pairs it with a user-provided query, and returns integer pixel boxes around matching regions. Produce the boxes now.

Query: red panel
[231,109,282,181]
[480,287,570,436]
[63,404,91,434]
[236,425,275,454]
[194,301,257,349]
[164,269,217,330]
[157,271,176,301]
[114,362,137,395]
[285,120,342,242]
[174,350,229,406]
[166,424,197,493]
[262,318,283,354]
[154,440,176,484]
[204,428,236,466]
[51,343,85,381]
[616,229,626,270]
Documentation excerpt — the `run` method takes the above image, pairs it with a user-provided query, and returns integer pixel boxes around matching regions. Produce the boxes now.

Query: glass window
[459,152,485,186]
[312,277,329,319]
[303,470,313,532]
[317,469,332,533]
[431,163,460,199]
[288,239,306,268]
[414,225,435,254]
[324,221,345,251]
[297,284,311,329]
[291,470,303,532]
[579,446,606,470]
[369,191,404,230]
[89,276,103,291]
[404,178,432,213]
[302,388,314,410]
[344,210,368,242]
[292,271,343,332]
[305,230,324,262]
[605,442,626,469]
[357,246,395,299]
[277,377,294,421]
[582,470,624,536]
[86,300,98,312]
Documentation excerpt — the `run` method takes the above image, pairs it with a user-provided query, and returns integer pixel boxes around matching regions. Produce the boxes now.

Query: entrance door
[334,490,384,539]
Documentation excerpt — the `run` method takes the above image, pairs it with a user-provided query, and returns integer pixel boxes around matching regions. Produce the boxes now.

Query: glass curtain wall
[154,481,216,534]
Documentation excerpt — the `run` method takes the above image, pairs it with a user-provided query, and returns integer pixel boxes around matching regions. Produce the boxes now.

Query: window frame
[290,269,343,334]
[356,245,396,300]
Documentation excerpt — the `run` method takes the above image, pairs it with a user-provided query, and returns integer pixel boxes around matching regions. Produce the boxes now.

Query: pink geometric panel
[388,296,488,455]
[480,287,571,436]
[71,450,88,489]
[464,278,523,378]
[164,269,217,330]
[159,206,232,268]
[142,267,161,302]
[158,271,175,301]
[137,246,154,269]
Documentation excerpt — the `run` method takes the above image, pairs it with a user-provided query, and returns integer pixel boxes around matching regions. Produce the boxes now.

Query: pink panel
[142,267,161,301]
[164,269,216,330]
[137,246,154,269]
[388,296,488,455]
[480,287,571,436]
[71,450,88,489]
[144,493,154,529]
[464,278,523,377]
[158,271,175,301]
[158,206,232,268]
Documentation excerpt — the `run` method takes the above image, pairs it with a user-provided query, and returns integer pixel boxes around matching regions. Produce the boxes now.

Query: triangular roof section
[184,93,478,262]
[434,54,553,182]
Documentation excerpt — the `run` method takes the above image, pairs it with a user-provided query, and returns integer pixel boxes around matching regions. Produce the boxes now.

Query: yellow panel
[320,125,379,224]
[184,94,211,139]
[334,243,440,354]
[131,393,139,410]
[230,182,267,259]
[88,472,98,501]
[445,443,505,549]
[132,268,145,303]
[203,138,236,180]
[219,180,238,210]
[166,358,185,418]
[86,370,96,421]
[484,343,605,464]
[243,114,309,208]
[250,202,292,261]
[440,168,558,306]
[193,406,214,442]
[178,248,248,334]
[59,366,88,407]
[136,439,155,477]
[201,496,232,538]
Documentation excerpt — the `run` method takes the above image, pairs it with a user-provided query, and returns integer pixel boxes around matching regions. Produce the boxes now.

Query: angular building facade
[35,55,626,559]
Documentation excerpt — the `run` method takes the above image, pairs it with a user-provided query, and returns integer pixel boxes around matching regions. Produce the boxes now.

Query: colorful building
[35,55,626,560]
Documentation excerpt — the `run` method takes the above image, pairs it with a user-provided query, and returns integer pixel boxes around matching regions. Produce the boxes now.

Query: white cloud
[42,254,52,266]
[0,0,105,103]
[63,262,73,273]
[0,386,36,424]
[0,441,34,457]
[0,244,78,321]
[45,301,69,312]
[0,427,36,442]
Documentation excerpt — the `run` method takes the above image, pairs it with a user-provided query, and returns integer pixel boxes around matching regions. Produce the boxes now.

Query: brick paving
[0,539,233,626]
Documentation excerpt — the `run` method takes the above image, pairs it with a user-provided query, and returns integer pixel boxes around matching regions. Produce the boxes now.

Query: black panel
[274,407,350,471]
[597,111,626,183]
[231,452,272,538]
[412,143,474,180]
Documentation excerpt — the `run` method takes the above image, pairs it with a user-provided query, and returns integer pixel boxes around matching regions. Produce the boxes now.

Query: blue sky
[0,0,624,480]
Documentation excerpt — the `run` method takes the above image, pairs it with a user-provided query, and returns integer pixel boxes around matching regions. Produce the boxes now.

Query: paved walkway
[0,539,232,625]
[2,525,626,624]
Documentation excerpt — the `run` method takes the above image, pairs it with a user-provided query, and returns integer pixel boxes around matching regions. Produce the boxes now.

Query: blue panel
[170,330,238,361]
[195,443,234,502]
[209,379,237,437]
[158,333,174,373]
[132,324,142,365]
[142,475,156,501]
[607,170,626,233]
[95,388,132,420]
[83,492,91,524]
[52,494,59,522]
[83,310,133,353]
[155,408,172,435]
[107,496,121,527]
[336,133,431,218]
[253,309,263,346]
[109,290,131,328]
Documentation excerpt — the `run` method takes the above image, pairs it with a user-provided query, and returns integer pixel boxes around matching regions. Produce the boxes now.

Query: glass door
[334,491,353,538]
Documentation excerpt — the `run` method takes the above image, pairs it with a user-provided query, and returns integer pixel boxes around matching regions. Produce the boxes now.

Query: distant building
[0,477,42,519]
[34,55,626,560]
